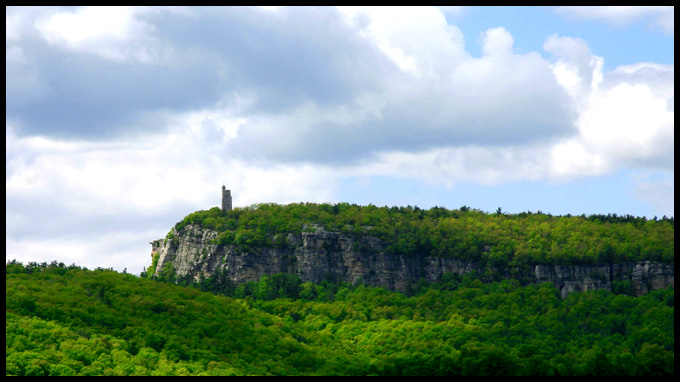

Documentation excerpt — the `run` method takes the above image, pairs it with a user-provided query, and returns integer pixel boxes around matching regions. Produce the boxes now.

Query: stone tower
[222,185,232,212]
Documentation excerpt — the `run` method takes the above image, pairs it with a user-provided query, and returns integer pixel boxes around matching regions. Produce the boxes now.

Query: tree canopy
[172,203,674,266]
[6,261,674,376]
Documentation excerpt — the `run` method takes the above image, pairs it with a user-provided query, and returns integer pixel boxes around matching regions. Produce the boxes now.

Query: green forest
[171,203,674,266]
[6,261,674,376]
[6,204,674,375]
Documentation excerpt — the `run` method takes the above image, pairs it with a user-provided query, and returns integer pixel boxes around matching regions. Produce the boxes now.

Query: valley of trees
[6,261,674,376]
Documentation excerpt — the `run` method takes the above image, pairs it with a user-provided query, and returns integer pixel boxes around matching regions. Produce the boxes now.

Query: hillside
[5,261,675,376]
[6,203,675,375]
[149,203,674,296]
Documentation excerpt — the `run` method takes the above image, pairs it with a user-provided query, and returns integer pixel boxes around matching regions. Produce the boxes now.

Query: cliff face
[532,261,674,298]
[151,224,674,298]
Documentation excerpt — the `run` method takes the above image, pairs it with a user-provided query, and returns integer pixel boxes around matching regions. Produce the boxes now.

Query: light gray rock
[151,224,674,296]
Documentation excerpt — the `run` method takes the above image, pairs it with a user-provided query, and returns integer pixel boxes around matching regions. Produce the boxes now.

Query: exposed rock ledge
[151,224,674,298]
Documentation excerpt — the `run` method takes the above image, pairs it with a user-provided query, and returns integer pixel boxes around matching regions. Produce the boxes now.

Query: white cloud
[436,6,464,19]
[5,45,48,105]
[544,35,603,99]
[8,7,575,163]
[577,83,673,165]
[605,63,674,108]
[6,6,55,41]
[12,6,664,189]
[6,9,27,41]
[229,11,574,163]
[341,144,550,189]
[632,172,674,216]
[557,6,674,34]
[539,35,674,182]
[338,30,673,190]
[5,116,336,216]
[34,6,173,63]
[6,119,339,273]
[542,52,673,181]
[481,27,514,57]
[339,6,467,78]
[549,139,609,179]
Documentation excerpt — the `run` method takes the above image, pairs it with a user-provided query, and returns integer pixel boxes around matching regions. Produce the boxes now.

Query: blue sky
[6,6,674,273]
[450,6,674,70]
[339,170,670,218]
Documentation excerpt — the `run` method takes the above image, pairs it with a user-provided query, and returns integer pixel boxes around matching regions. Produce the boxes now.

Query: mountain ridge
[150,207,674,297]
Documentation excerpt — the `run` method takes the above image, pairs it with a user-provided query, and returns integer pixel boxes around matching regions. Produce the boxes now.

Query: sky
[6,6,674,274]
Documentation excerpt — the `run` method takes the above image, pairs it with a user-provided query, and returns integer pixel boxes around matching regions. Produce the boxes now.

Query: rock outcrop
[151,224,674,297]
[532,261,674,298]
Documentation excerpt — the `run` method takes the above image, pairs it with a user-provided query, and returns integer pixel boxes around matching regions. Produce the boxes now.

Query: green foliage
[6,261,674,376]
[146,253,160,278]
[6,262,318,375]
[171,203,674,266]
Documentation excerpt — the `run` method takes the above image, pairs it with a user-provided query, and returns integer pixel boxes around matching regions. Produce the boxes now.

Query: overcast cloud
[6,6,674,273]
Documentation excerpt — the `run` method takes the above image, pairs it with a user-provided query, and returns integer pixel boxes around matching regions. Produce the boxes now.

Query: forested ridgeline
[171,203,674,266]
[6,261,674,376]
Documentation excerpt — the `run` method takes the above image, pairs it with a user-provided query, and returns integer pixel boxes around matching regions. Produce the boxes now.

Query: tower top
[221,185,232,211]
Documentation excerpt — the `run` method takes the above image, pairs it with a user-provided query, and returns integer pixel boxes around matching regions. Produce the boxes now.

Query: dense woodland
[6,204,674,375]
[6,261,674,376]
[171,203,674,266]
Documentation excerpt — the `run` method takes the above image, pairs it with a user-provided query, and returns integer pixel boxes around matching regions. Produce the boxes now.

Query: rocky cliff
[151,224,674,298]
